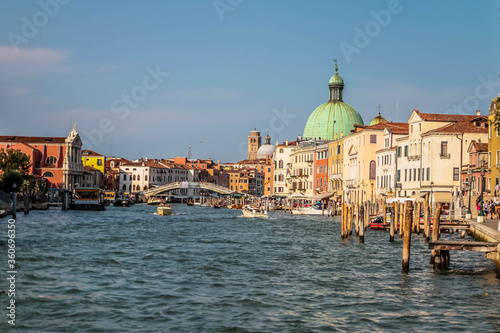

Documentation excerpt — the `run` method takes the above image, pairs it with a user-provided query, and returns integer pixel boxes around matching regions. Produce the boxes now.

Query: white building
[273,139,298,197]
[396,110,488,203]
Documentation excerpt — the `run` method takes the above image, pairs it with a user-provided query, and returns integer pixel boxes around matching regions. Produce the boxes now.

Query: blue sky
[0,0,499,162]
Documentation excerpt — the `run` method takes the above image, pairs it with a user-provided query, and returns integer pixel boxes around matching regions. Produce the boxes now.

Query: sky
[0,0,499,162]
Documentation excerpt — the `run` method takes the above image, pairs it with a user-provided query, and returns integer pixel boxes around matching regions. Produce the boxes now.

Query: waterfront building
[396,110,488,203]
[226,168,262,196]
[233,158,273,196]
[463,140,488,197]
[327,136,346,199]
[0,126,84,192]
[81,149,106,174]
[314,143,329,194]
[343,121,398,204]
[82,166,103,188]
[487,95,500,191]
[105,157,131,191]
[303,61,364,141]
[374,123,409,198]
[288,140,320,196]
[273,139,298,197]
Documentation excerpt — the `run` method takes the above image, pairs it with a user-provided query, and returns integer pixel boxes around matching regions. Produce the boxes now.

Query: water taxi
[291,203,326,215]
[113,195,131,207]
[157,204,174,216]
[71,188,106,211]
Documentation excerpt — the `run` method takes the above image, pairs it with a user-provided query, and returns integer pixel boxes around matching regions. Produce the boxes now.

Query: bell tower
[248,128,261,160]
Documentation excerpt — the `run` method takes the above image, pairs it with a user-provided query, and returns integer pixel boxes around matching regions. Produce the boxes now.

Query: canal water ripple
[1,204,499,332]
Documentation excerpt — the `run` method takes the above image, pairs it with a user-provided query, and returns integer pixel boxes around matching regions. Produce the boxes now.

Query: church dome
[256,133,274,159]
[303,62,363,141]
[257,144,275,159]
[369,113,387,126]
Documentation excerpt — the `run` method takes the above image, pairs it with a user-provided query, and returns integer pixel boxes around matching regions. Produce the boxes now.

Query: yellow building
[488,96,500,192]
[81,149,106,174]
[327,135,346,199]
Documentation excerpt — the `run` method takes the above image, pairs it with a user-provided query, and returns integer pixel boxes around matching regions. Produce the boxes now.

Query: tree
[0,170,23,192]
[0,148,31,175]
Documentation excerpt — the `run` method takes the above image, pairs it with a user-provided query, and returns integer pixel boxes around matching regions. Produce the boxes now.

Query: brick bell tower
[247,128,261,160]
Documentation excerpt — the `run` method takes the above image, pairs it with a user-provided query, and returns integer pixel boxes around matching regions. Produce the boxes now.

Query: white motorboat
[242,205,268,218]
[157,204,174,216]
[291,203,327,215]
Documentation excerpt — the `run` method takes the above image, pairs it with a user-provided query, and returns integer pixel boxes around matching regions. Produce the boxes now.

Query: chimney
[285,139,288,146]
[476,110,481,116]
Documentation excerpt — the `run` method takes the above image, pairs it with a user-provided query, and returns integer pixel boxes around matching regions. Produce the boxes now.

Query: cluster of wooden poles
[341,198,448,273]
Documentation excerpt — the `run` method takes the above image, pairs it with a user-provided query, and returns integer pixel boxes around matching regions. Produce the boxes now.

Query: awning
[386,197,413,204]
[433,192,452,203]
[310,193,336,201]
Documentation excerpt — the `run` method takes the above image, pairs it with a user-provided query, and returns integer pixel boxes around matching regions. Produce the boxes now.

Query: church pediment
[407,110,423,124]
[348,145,358,156]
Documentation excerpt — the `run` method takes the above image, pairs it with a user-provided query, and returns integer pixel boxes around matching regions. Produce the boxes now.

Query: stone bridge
[142,181,236,198]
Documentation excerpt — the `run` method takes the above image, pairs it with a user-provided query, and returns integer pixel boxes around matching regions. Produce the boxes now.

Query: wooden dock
[429,240,498,252]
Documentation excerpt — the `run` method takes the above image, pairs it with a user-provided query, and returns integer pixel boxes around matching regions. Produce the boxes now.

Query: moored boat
[147,197,162,205]
[291,203,326,215]
[70,188,106,211]
[113,195,130,207]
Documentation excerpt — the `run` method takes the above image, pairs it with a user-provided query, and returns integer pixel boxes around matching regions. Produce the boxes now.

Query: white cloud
[0,45,69,65]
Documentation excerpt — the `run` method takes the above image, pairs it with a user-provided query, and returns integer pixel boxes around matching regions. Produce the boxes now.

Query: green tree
[0,170,24,192]
[0,148,31,175]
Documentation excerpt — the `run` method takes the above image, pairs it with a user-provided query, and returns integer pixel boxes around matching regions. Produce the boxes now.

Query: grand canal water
[1,204,499,332]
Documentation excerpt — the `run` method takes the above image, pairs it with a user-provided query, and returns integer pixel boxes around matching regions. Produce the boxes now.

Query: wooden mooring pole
[431,202,444,268]
[402,201,413,273]
[359,203,365,243]
[423,198,430,242]
[390,203,395,242]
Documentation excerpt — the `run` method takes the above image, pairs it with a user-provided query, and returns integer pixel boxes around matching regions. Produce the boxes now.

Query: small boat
[369,214,392,230]
[242,205,268,218]
[291,203,326,215]
[147,198,162,205]
[186,200,194,206]
[157,204,174,216]
[213,203,222,209]
[70,188,106,211]
[113,195,130,207]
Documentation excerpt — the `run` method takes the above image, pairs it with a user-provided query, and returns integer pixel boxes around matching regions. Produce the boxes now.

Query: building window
[453,167,459,181]
[123,174,127,180]
[279,148,284,153]
[397,147,401,157]
[405,169,407,181]
[46,156,57,164]
[427,167,430,181]
[404,146,408,157]
[42,171,54,178]
[440,142,448,156]
[370,135,376,143]
[369,160,376,180]
[397,170,400,182]
[97,159,102,166]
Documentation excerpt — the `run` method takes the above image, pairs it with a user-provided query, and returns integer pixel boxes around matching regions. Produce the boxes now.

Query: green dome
[369,113,387,126]
[303,101,364,140]
[329,73,344,86]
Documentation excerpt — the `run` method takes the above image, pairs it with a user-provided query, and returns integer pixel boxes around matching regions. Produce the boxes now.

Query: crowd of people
[479,196,500,219]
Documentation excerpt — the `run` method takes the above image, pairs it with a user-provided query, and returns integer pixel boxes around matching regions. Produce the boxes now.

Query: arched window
[279,160,283,168]
[369,160,376,180]
[128,185,131,191]
[123,174,127,180]
[279,148,284,153]
[143,185,147,190]
[42,171,54,178]
[145,175,148,181]
[46,156,57,164]
[133,175,136,181]
[137,175,140,181]
[122,185,126,191]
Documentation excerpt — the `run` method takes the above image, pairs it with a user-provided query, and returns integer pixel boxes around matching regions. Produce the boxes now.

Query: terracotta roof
[415,110,483,122]
[470,141,488,152]
[82,149,104,157]
[276,140,299,148]
[424,122,488,135]
[0,135,66,144]
[83,166,100,172]
[121,161,168,168]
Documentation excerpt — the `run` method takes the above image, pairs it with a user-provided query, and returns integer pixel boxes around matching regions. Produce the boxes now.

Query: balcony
[408,155,420,161]
[439,153,451,159]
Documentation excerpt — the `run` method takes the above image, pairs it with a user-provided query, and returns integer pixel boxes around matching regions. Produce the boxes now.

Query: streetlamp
[478,159,486,222]
[466,169,472,219]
